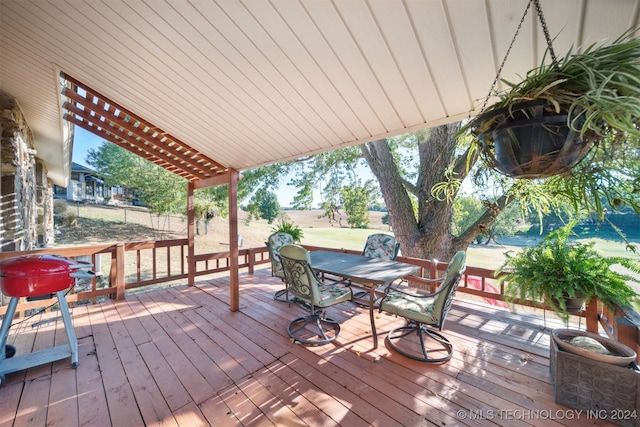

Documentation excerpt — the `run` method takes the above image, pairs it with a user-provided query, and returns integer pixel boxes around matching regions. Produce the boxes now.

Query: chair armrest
[422,277,445,283]
[314,270,350,287]
[383,280,450,299]
[378,284,441,313]
[324,277,350,287]
[382,275,443,294]
[385,286,437,299]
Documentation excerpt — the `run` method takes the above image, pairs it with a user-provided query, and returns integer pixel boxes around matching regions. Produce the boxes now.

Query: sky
[72,127,103,168]
[72,127,472,209]
[72,127,301,207]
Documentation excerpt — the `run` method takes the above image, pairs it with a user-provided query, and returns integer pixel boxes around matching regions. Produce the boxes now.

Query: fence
[0,240,637,361]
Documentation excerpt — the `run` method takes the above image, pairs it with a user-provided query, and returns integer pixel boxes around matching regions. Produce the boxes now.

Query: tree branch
[457,194,514,247]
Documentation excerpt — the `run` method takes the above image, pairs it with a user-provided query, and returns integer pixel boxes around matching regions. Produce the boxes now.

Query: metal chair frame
[280,245,352,346]
[379,251,466,363]
[265,232,294,302]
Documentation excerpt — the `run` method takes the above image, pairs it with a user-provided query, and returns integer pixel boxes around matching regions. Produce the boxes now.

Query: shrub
[59,211,78,227]
[53,199,68,214]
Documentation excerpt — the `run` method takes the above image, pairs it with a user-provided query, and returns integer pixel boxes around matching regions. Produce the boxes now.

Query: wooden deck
[0,268,620,427]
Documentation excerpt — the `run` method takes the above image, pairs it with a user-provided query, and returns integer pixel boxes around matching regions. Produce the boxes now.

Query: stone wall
[0,91,54,251]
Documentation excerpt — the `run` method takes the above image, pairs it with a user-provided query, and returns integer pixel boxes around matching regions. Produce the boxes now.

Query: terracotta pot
[552,328,637,366]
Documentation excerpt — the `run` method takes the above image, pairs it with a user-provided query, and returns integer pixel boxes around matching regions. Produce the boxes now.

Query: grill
[0,255,83,297]
[0,255,91,386]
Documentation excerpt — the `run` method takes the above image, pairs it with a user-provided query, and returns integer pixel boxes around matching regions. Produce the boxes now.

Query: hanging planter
[467,0,640,179]
[472,100,595,178]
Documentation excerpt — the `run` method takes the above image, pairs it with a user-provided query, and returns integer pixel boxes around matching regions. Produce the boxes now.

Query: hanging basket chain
[479,0,533,114]
[478,0,559,115]
[533,0,560,70]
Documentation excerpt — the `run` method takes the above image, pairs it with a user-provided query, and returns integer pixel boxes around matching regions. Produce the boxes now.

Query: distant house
[52,162,111,203]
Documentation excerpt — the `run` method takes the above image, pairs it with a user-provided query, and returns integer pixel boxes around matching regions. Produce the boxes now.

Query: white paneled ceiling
[1,0,639,186]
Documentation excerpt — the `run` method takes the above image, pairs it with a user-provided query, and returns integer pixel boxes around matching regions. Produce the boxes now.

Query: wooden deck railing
[1,240,638,360]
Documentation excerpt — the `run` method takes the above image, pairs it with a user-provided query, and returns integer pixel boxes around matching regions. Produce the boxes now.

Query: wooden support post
[228,169,240,312]
[247,248,255,275]
[617,321,639,362]
[187,181,195,286]
[585,298,599,333]
[114,242,125,300]
[428,260,440,292]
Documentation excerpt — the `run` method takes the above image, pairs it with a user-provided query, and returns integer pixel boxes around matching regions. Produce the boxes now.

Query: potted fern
[497,221,640,322]
[468,28,640,178]
[271,217,304,242]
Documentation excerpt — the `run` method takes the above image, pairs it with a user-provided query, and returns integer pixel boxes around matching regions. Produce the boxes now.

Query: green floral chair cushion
[380,251,466,329]
[266,232,294,280]
[317,283,354,306]
[380,292,439,324]
[361,233,400,261]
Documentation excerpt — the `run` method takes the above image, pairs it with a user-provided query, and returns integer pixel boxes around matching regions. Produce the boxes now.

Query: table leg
[369,284,378,349]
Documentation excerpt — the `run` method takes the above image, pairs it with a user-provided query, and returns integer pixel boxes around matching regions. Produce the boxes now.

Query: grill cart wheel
[5,344,15,359]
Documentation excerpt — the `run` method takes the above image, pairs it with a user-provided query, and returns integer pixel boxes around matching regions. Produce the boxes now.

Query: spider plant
[469,28,640,143]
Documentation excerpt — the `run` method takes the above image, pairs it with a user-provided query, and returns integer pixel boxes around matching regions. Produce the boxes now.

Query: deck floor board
[1,268,621,427]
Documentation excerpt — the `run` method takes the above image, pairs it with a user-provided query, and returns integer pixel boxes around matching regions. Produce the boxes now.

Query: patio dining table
[310,250,420,349]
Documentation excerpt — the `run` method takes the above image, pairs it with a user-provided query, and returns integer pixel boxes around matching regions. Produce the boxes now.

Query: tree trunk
[360,139,418,254]
[361,123,511,262]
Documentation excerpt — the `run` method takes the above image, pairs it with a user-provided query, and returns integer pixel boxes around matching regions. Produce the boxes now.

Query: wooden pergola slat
[59,73,241,312]
[61,83,227,181]
[63,104,203,181]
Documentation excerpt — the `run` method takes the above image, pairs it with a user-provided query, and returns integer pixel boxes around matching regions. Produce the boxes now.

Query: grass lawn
[55,203,639,273]
[53,203,640,312]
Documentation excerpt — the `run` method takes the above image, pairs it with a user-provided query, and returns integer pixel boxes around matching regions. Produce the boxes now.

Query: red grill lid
[0,255,84,297]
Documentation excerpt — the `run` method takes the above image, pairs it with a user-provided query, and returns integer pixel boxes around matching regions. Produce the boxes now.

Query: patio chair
[265,232,294,301]
[349,233,401,304]
[378,251,466,363]
[361,233,400,261]
[279,244,352,346]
